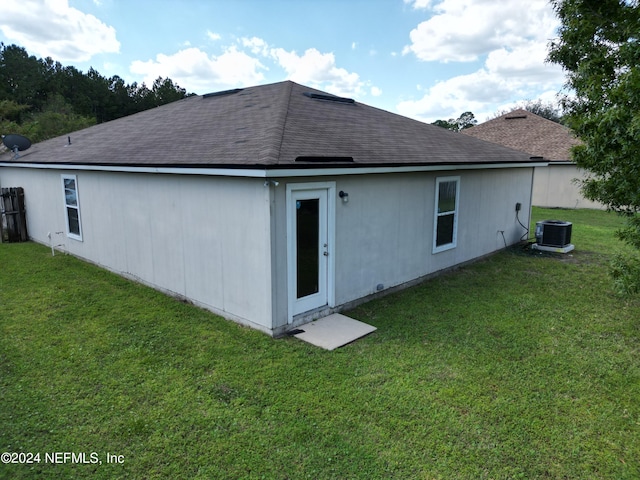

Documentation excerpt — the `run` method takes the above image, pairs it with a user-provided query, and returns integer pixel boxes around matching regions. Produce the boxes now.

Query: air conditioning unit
[533,220,574,253]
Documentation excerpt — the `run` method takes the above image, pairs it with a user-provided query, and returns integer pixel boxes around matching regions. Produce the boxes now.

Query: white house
[461,109,604,209]
[0,81,544,335]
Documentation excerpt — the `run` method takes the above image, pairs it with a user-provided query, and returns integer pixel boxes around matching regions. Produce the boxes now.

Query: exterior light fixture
[339,190,349,203]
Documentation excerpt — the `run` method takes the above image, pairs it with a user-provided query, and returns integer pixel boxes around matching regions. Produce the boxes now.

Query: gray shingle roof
[460,109,581,161]
[2,81,536,169]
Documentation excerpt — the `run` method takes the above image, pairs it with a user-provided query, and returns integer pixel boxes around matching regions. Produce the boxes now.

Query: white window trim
[61,174,83,241]
[433,176,460,254]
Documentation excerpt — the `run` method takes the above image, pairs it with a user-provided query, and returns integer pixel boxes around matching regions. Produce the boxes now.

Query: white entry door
[287,184,334,320]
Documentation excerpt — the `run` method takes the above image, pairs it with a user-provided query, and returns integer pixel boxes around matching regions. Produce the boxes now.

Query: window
[433,176,459,253]
[62,174,82,241]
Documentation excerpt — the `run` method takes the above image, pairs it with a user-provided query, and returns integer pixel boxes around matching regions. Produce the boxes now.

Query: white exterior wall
[333,169,533,304]
[0,168,273,332]
[271,168,534,331]
[533,164,605,209]
[2,165,535,336]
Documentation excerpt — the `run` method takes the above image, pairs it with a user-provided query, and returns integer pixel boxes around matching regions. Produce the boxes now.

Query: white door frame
[286,182,336,323]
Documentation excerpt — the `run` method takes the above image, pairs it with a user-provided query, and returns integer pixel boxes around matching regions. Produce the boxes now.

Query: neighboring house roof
[1,81,537,170]
[460,108,581,161]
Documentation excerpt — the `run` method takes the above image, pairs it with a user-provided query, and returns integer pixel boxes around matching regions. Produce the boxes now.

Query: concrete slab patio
[292,313,377,350]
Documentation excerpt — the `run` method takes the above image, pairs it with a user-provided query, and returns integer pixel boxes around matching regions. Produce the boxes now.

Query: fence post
[16,188,28,242]
[0,187,28,243]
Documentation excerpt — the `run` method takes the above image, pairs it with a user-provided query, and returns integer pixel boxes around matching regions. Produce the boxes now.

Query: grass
[1,207,639,479]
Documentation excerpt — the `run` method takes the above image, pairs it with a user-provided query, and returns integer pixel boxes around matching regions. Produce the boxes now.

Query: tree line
[0,43,192,143]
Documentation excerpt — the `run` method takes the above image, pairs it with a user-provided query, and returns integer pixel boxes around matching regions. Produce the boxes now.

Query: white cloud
[484,42,562,84]
[0,0,119,62]
[129,46,266,93]
[240,36,270,56]
[127,32,378,99]
[234,36,379,99]
[397,0,564,122]
[403,0,558,63]
[270,47,365,98]
[404,0,434,9]
[396,48,564,123]
[397,70,502,121]
[206,30,221,41]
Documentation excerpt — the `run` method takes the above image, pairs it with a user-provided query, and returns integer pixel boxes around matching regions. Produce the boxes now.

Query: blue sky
[0,0,565,123]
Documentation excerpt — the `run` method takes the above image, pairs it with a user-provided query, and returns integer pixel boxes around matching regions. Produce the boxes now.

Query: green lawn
[1,207,639,479]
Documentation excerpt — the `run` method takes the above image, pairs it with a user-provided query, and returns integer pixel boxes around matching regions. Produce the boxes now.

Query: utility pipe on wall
[47,231,65,256]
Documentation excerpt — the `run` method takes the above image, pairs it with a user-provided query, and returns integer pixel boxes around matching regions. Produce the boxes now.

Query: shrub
[610,252,640,295]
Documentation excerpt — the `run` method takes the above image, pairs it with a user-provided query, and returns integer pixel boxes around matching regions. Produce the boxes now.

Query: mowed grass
[1,207,639,479]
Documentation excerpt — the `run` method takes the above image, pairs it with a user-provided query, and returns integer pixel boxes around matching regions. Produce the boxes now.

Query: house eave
[264,161,548,176]
[0,161,548,177]
[546,161,575,165]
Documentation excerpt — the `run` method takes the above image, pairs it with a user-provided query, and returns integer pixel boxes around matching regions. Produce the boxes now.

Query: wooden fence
[0,187,28,243]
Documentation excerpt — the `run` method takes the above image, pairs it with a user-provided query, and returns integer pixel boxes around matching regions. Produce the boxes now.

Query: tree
[521,99,564,123]
[28,94,96,142]
[548,0,640,291]
[432,111,477,131]
[0,99,30,122]
[0,100,30,143]
[0,43,194,139]
[0,43,47,109]
[456,111,477,130]
[431,119,456,130]
[152,77,188,106]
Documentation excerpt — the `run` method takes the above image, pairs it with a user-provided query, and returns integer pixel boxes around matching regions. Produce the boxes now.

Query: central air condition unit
[533,220,574,253]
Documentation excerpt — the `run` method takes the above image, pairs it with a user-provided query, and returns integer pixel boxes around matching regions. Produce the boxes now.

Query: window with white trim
[62,174,82,241]
[433,176,459,253]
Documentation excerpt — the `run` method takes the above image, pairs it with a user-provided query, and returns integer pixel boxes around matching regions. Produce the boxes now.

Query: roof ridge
[257,80,294,164]
[275,81,294,164]
[468,108,570,131]
[505,109,575,133]
[502,108,568,126]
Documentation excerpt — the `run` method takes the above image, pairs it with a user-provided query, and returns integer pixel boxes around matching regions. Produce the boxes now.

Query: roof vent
[303,92,355,104]
[505,114,527,120]
[203,88,244,99]
[295,156,354,163]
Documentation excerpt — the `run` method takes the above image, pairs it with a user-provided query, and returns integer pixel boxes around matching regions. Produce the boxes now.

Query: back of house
[0,81,543,335]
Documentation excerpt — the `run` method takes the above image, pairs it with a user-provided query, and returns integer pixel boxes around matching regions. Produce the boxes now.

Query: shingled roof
[460,109,581,162]
[1,81,537,170]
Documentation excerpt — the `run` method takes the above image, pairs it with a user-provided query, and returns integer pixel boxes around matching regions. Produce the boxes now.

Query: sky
[0,0,566,123]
